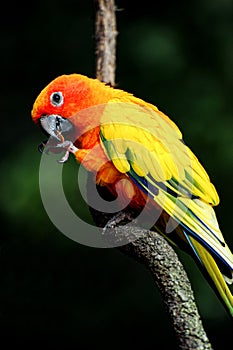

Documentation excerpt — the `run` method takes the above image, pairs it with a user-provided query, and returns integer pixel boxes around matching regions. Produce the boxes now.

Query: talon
[56,140,78,153]
[38,141,55,155]
[38,141,47,153]
[56,140,78,163]
[38,138,78,163]
[57,150,70,163]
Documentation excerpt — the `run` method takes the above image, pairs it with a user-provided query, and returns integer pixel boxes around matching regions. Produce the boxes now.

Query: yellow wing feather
[101,99,218,204]
[100,99,233,270]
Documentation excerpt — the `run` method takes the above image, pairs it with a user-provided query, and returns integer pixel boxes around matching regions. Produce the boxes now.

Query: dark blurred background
[0,0,232,348]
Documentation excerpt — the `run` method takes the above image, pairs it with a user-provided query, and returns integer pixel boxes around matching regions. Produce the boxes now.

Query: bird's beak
[38,114,77,161]
[40,114,74,141]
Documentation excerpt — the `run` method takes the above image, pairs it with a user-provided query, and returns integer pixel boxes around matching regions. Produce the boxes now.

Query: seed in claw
[55,130,65,143]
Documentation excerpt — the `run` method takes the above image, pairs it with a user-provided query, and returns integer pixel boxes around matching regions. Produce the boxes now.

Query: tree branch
[92,1,213,349]
[94,0,117,86]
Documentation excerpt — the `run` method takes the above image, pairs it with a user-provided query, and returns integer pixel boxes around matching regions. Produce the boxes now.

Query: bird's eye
[50,91,64,107]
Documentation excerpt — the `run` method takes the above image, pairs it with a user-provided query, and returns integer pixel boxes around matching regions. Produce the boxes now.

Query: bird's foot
[38,139,78,163]
[55,140,78,163]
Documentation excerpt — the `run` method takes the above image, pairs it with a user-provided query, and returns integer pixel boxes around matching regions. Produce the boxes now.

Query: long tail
[184,232,233,317]
[127,165,233,316]
[158,195,233,317]
[154,201,233,317]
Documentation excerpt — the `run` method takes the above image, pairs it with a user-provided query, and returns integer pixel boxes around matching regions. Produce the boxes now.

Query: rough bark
[92,1,213,348]
[94,0,117,86]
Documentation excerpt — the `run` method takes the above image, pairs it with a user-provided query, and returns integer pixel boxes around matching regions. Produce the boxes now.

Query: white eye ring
[50,91,64,107]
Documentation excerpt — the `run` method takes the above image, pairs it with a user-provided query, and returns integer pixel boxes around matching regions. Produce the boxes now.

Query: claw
[38,141,47,153]
[38,140,58,155]
[57,150,70,163]
[38,138,78,163]
[55,140,78,163]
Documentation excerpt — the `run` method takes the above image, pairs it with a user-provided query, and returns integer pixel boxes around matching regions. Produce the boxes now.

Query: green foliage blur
[0,0,232,348]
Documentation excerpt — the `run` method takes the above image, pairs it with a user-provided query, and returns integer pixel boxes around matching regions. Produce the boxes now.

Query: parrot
[31,73,233,316]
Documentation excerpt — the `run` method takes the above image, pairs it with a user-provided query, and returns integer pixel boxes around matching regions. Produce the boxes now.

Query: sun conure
[31,73,233,316]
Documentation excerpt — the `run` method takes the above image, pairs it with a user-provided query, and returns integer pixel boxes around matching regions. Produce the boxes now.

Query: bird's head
[31,74,116,154]
[32,74,105,140]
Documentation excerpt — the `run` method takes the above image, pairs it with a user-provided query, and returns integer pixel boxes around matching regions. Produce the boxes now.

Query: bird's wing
[99,100,233,272]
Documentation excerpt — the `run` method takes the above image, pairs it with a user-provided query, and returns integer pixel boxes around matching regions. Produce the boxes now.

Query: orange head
[32,74,112,122]
[31,73,117,144]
